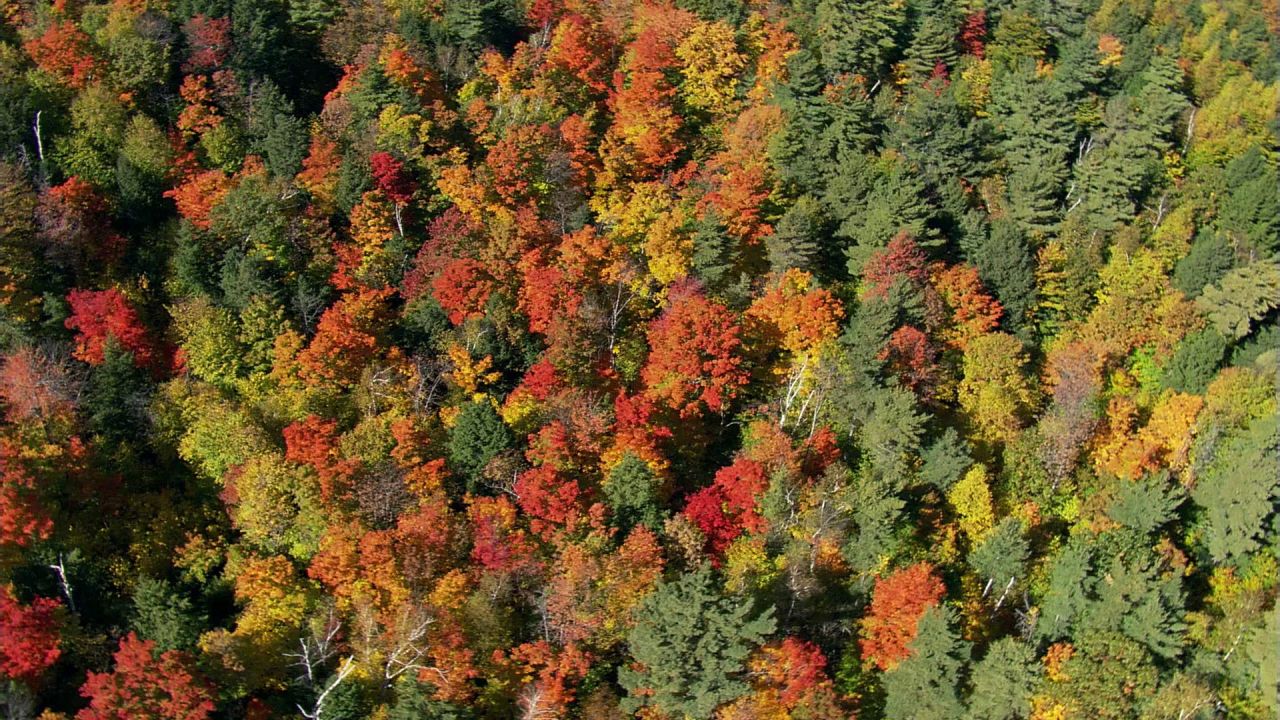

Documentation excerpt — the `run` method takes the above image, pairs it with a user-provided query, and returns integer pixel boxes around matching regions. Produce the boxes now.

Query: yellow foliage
[446,343,500,395]
[676,20,746,116]
[723,536,781,594]
[949,465,996,542]
[644,209,693,285]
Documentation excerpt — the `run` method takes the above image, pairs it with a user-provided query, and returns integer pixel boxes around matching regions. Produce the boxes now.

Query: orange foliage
[24,21,101,89]
[860,562,946,671]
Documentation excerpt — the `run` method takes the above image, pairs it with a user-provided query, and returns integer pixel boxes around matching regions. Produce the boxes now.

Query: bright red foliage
[959,11,987,58]
[64,288,155,368]
[515,465,587,538]
[468,496,540,575]
[860,562,946,671]
[682,457,768,556]
[756,638,828,707]
[77,633,215,720]
[0,450,53,548]
[879,325,939,395]
[369,152,417,205]
[283,415,359,502]
[0,586,61,682]
[642,284,748,418]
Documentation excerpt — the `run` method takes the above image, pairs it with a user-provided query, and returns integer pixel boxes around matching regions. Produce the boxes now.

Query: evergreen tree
[1173,231,1235,297]
[1161,328,1227,394]
[816,0,908,79]
[604,453,666,532]
[1219,147,1280,254]
[131,578,206,653]
[964,219,1037,337]
[1192,414,1280,566]
[447,400,514,494]
[619,567,776,719]
[882,606,969,720]
[966,638,1037,720]
[969,517,1029,605]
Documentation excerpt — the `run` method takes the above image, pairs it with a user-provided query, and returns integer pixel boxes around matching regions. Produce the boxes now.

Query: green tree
[1173,232,1235,298]
[882,605,968,720]
[1218,147,1280,254]
[604,453,666,532]
[1192,414,1280,566]
[966,638,1037,720]
[1195,259,1280,339]
[964,219,1037,337]
[619,566,776,719]
[919,427,971,491]
[131,577,206,653]
[447,401,514,494]
[1161,328,1227,394]
[815,0,907,79]
[969,517,1029,607]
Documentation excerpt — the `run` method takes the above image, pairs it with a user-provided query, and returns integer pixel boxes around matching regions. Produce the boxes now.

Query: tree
[0,586,61,683]
[861,563,946,671]
[1218,147,1279,254]
[966,638,1037,720]
[77,633,215,720]
[447,401,514,494]
[815,0,906,79]
[957,332,1036,446]
[1196,259,1280,339]
[1161,328,1227,395]
[65,289,156,369]
[969,518,1029,608]
[881,606,968,720]
[964,219,1036,336]
[604,453,665,532]
[131,578,205,653]
[1192,414,1280,566]
[641,283,748,418]
[619,566,775,719]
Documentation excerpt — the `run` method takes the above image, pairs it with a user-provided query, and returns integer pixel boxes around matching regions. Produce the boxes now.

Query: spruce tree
[619,567,776,719]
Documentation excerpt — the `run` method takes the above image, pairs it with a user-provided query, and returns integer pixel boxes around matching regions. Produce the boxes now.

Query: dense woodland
[0,0,1276,717]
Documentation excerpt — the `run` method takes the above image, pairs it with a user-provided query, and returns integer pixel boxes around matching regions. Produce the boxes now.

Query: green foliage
[882,606,969,720]
[1173,231,1235,298]
[1162,328,1228,394]
[1192,414,1280,566]
[447,401,513,493]
[919,427,971,491]
[131,577,206,652]
[966,638,1037,720]
[620,566,775,719]
[1196,259,1280,339]
[604,453,666,532]
[1219,146,1280,254]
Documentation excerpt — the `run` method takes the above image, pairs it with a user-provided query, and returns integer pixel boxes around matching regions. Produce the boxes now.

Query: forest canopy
[0,0,1276,718]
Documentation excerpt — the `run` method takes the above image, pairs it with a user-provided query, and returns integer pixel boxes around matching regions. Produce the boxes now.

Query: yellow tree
[958,333,1037,446]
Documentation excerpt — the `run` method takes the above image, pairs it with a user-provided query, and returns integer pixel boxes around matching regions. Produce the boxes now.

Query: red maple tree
[77,633,215,720]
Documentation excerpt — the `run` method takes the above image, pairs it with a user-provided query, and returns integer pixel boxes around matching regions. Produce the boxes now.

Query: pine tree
[1192,414,1280,566]
[882,606,969,720]
[816,0,908,80]
[447,401,515,494]
[963,218,1037,337]
[619,566,776,719]
[966,638,1037,720]
[604,453,666,532]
